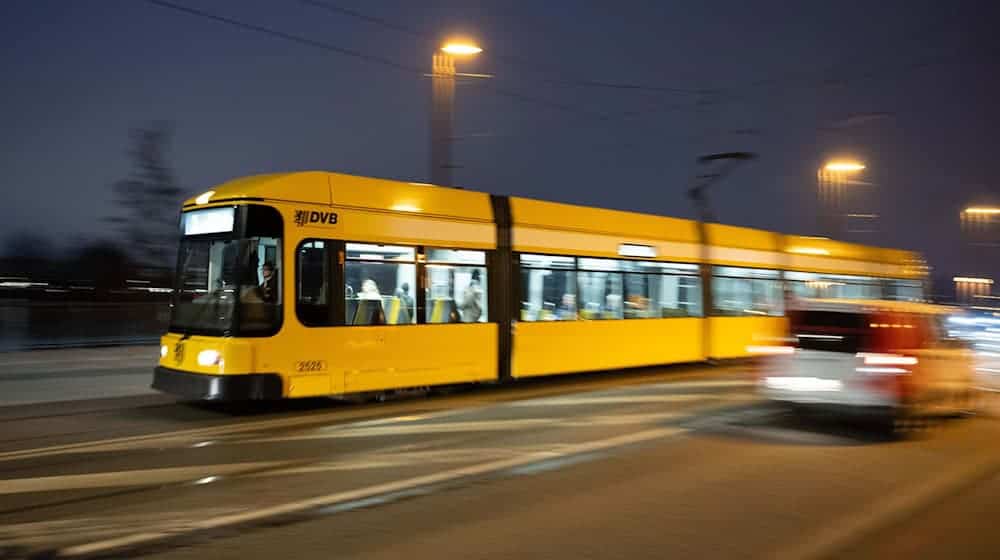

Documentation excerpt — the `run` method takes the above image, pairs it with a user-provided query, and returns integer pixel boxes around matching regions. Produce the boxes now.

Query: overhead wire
[300,0,708,96]
[144,0,608,120]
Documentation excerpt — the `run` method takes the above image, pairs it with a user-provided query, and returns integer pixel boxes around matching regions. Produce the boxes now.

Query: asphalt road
[1,362,999,560]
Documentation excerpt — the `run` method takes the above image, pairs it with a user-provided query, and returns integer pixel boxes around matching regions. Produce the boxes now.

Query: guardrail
[0,301,168,352]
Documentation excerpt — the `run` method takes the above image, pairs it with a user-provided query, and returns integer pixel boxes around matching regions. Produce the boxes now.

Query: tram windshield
[169,205,283,336]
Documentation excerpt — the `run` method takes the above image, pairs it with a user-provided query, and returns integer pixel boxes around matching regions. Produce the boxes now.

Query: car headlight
[197,349,222,366]
[160,345,168,358]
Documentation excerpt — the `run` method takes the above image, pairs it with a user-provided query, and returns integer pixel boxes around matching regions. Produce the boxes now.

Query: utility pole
[688,152,756,360]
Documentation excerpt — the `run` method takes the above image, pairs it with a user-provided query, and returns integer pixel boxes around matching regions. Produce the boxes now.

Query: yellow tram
[154,171,926,400]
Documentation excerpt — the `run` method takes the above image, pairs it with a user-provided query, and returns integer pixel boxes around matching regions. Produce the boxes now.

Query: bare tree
[106,122,184,272]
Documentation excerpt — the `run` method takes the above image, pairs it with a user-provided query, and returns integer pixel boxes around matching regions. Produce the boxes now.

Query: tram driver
[259,262,278,303]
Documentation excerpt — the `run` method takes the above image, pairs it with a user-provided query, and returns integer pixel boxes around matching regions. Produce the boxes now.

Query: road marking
[240,418,558,443]
[647,379,754,390]
[238,411,689,444]
[508,394,712,406]
[0,507,246,547]
[0,461,287,495]
[0,377,748,462]
[771,451,1000,560]
[249,448,524,476]
[57,426,686,557]
[0,407,474,463]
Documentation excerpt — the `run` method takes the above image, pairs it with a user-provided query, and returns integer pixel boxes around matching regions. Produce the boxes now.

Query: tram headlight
[160,345,168,358]
[197,349,222,366]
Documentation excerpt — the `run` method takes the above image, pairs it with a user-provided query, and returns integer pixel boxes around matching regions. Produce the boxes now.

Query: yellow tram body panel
[706,316,789,360]
[160,326,496,398]
[512,318,704,378]
[510,197,700,260]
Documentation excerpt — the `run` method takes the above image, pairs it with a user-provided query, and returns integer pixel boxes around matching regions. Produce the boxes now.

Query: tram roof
[184,171,924,270]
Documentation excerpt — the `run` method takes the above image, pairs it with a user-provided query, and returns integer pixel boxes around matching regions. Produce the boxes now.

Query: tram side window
[712,266,783,317]
[296,240,331,326]
[887,279,924,301]
[344,243,416,326]
[520,254,577,321]
[623,261,703,318]
[577,258,623,320]
[425,249,488,323]
[658,272,704,317]
[785,272,883,300]
[624,272,652,318]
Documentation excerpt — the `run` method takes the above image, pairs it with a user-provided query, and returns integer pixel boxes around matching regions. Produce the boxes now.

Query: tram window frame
[622,260,703,319]
[295,239,334,327]
[785,271,884,300]
[577,257,623,320]
[343,242,418,326]
[519,254,578,321]
[711,266,784,317]
[517,253,703,321]
[425,248,489,324]
[885,278,924,302]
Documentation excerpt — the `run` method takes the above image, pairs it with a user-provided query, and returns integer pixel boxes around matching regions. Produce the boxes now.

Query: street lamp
[817,159,867,237]
[430,40,482,187]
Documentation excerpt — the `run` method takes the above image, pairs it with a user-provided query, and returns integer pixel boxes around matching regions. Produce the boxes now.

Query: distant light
[747,345,795,355]
[964,207,1000,215]
[390,204,422,213]
[788,247,830,256]
[146,287,174,293]
[796,334,844,341]
[856,367,908,374]
[954,277,994,285]
[764,376,842,392]
[824,161,865,172]
[618,243,657,258]
[195,476,219,485]
[857,352,918,366]
[195,190,215,205]
[441,42,482,55]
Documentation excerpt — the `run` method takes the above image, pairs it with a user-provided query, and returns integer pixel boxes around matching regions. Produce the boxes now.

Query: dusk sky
[3,0,998,289]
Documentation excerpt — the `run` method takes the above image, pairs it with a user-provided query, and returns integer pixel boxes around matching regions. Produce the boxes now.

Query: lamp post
[430,41,482,187]
[817,160,866,237]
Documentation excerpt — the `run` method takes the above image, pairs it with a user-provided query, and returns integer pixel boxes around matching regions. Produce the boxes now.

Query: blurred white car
[756,299,977,426]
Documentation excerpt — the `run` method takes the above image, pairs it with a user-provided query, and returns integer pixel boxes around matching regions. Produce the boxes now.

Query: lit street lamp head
[441,42,482,56]
[824,161,866,172]
[963,207,1000,215]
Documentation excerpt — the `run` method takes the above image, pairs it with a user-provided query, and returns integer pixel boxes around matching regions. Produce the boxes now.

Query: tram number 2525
[295,360,327,373]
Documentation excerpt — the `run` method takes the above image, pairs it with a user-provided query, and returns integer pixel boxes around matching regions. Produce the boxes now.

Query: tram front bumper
[153,366,283,401]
